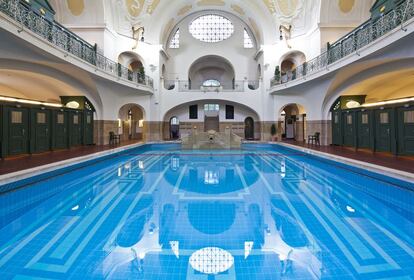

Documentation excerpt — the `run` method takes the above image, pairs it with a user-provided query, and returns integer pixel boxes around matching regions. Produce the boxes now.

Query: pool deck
[280,140,414,174]
[0,140,143,176]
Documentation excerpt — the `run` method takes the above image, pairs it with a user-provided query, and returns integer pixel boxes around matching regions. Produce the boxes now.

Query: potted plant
[274,66,281,83]
[138,66,146,83]
[270,123,277,141]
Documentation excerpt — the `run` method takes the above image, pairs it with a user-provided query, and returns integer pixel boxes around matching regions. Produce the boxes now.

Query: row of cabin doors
[332,105,414,155]
[1,106,94,157]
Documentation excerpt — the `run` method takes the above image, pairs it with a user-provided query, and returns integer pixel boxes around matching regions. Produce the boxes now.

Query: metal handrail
[271,0,414,87]
[0,0,154,89]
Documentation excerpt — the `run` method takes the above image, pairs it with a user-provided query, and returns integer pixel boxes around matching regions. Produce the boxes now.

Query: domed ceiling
[50,0,374,44]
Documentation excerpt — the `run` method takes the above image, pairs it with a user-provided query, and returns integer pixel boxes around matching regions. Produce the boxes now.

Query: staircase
[181,129,242,150]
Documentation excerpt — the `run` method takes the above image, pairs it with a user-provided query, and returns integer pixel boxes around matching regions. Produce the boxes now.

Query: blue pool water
[0,143,413,279]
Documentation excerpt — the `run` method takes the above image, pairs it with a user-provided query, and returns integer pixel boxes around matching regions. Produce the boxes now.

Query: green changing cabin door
[69,111,82,147]
[332,111,342,145]
[31,109,51,153]
[53,111,68,150]
[375,109,393,152]
[7,107,29,156]
[397,106,414,155]
[357,111,371,149]
[342,111,355,147]
[83,111,94,145]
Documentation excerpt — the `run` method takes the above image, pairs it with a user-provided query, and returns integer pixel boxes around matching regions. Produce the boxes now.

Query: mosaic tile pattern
[0,144,413,279]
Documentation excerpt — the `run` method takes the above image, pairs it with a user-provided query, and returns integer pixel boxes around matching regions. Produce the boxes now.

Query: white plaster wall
[164,100,260,123]
[165,11,257,81]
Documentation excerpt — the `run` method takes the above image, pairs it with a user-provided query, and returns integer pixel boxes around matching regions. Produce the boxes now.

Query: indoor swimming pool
[0,143,413,279]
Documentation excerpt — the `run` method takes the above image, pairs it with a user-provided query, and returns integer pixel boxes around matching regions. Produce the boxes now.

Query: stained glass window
[189,14,234,43]
[169,29,180,49]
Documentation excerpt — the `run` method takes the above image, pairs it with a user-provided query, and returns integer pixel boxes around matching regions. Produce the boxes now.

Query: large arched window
[189,14,234,43]
[169,29,180,49]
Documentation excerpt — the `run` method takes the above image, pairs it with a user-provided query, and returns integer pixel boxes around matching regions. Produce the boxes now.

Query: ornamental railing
[177,80,255,92]
[0,0,154,89]
[271,0,414,87]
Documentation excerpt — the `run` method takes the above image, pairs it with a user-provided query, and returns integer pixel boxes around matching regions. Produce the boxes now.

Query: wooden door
[83,111,94,145]
[332,111,342,145]
[342,111,355,147]
[69,111,83,147]
[397,106,414,155]
[53,111,68,150]
[7,107,29,155]
[31,109,51,153]
[375,109,393,152]
[357,111,370,149]
[244,117,254,140]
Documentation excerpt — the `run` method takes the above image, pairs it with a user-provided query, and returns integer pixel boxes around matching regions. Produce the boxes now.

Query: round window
[189,14,234,43]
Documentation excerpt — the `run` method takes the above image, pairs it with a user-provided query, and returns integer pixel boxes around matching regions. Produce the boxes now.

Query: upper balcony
[270,0,414,93]
[163,80,261,93]
[0,0,154,92]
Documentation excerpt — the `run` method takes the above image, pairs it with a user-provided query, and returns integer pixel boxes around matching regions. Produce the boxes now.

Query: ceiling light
[362,97,414,107]
[0,96,63,107]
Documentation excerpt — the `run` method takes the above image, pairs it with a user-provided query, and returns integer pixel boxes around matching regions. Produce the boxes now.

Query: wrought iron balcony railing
[271,0,414,87]
[177,80,253,92]
[0,0,154,89]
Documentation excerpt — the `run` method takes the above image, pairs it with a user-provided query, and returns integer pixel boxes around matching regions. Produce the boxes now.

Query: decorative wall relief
[66,0,84,16]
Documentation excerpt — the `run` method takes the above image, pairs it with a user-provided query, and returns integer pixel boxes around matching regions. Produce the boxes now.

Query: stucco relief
[197,0,226,7]
[178,5,193,16]
[66,0,84,16]
[263,0,303,22]
[231,4,245,16]
[338,0,355,13]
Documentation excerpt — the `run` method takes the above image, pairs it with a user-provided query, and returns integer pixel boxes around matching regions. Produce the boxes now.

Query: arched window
[170,117,179,125]
[244,29,253,48]
[189,14,234,43]
[169,29,180,49]
[203,80,221,87]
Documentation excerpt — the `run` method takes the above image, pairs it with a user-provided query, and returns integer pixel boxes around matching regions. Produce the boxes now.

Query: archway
[244,117,255,140]
[278,104,306,142]
[118,51,145,78]
[118,104,145,141]
[170,116,180,140]
[188,56,235,90]
[279,51,306,82]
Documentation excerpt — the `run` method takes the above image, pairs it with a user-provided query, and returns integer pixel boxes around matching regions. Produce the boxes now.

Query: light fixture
[362,97,414,107]
[138,119,144,128]
[346,100,361,108]
[0,95,63,108]
[66,101,80,109]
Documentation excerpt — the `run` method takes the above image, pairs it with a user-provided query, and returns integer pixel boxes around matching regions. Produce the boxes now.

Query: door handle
[22,128,25,136]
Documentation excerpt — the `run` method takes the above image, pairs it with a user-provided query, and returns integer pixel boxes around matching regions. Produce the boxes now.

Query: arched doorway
[245,117,254,140]
[170,116,180,140]
[278,104,306,142]
[118,104,145,141]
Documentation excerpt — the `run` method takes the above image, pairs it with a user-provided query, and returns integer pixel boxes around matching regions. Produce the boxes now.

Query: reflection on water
[0,145,413,279]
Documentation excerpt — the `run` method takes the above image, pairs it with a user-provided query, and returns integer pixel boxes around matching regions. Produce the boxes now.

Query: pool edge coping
[0,142,149,186]
[271,142,414,183]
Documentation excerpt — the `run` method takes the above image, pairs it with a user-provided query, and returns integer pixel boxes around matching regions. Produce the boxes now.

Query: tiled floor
[0,141,142,176]
[283,140,414,174]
